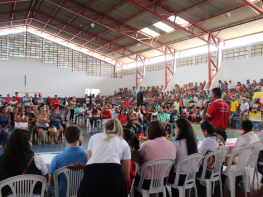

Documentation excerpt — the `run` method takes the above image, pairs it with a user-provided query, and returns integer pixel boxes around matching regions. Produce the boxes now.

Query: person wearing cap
[240,98,249,124]
[227,79,235,89]
[245,79,251,88]
[101,105,112,126]
[124,97,131,106]
[230,95,239,128]
[14,92,21,104]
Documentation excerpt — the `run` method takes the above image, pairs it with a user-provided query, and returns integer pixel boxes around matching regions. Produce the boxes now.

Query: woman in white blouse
[231,120,259,165]
[168,118,198,197]
[197,121,225,197]
[67,119,130,197]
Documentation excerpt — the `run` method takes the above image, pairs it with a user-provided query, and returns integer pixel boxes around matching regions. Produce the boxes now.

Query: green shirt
[157,113,169,123]
[173,102,180,111]
[75,107,83,114]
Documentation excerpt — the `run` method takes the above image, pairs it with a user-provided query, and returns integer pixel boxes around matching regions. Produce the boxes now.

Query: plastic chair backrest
[224,146,253,174]
[138,159,174,193]
[0,174,46,197]
[247,140,263,168]
[173,153,204,189]
[199,149,228,180]
[53,167,84,197]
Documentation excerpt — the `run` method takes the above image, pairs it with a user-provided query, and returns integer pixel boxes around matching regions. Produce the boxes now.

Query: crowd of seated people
[2,118,262,197]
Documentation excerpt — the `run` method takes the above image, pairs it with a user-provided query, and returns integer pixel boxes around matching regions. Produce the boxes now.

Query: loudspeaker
[137,93,143,105]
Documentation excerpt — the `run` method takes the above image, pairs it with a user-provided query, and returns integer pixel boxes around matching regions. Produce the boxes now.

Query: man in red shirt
[77,98,81,104]
[50,95,61,110]
[15,92,21,104]
[101,105,112,127]
[124,97,131,106]
[203,87,230,141]
[4,94,12,105]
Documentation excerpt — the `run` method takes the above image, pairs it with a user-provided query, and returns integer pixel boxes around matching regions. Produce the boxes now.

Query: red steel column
[208,42,212,88]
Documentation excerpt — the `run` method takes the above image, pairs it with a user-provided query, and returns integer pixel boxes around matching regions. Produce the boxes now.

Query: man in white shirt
[227,79,235,89]
[240,98,249,124]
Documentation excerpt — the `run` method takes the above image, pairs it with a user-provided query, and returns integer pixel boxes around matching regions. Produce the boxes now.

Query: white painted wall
[0,57,122,97]
[211,56,263,88]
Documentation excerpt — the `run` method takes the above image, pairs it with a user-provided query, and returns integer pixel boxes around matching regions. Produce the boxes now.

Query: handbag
[4,154,35,197]
[37,122,49,128]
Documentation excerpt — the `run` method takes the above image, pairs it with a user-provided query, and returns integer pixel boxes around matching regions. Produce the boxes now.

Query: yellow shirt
[230,100,239,112]
[173,102,180,111]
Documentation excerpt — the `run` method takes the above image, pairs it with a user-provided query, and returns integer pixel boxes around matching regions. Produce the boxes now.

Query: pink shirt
[138,137,177,180]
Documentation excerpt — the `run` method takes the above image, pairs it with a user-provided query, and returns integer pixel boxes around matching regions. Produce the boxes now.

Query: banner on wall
[249,92,263,122]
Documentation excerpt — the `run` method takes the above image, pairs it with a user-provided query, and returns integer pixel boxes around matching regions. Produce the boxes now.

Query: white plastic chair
[53,167,84,197]
[222,146,253,197]
[0,174,46,197]
[197,149,228,197]
[130,159,174,197]
[245,140,263,190]
[168,153,204,197]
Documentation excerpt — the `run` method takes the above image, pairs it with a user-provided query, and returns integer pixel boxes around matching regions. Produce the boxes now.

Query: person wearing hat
[230,95,239,128]
[240,98,249,124]
[101,105,112,127]
[227,79,235,90]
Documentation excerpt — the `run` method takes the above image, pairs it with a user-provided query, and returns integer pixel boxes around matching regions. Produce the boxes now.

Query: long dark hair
[92,106,98,114]
[175,118,198,155]
[3,129,33,177]
[123,128,140,149]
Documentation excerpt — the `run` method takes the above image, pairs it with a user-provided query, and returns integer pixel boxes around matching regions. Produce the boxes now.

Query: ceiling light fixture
[137,43,140,47]
[91,23,95,28]
[153,21,174,32]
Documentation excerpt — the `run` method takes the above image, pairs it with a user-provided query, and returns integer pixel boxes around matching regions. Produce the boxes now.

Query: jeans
[75,114,83,123]
[49,186,55,197]
[134,123,143,135]
[230,112,236,127]
[70,109,75,121]
[90,118,99,128]
[0,127,10,144]
[166,123,173,135]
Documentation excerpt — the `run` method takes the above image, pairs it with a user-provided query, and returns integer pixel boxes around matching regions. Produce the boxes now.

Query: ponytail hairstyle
[123,128,140,149]
[104,119,123,141]
[201,121,225,143]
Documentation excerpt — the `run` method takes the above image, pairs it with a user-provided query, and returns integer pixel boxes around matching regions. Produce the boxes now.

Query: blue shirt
[219,83,224,89]
[49,147,87,197]
[50,114,63,127]
[23,98,30,106]
[112,111,118,119]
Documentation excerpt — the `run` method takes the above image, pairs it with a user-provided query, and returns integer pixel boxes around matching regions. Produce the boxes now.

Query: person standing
[230,95,239,128]
[32,94,38,105]
[50,95,61,111]
[240,97,249,124]
[203,87,231,141]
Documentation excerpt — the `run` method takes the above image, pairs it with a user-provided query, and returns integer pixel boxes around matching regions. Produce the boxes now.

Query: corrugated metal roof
[0,0,263,64]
